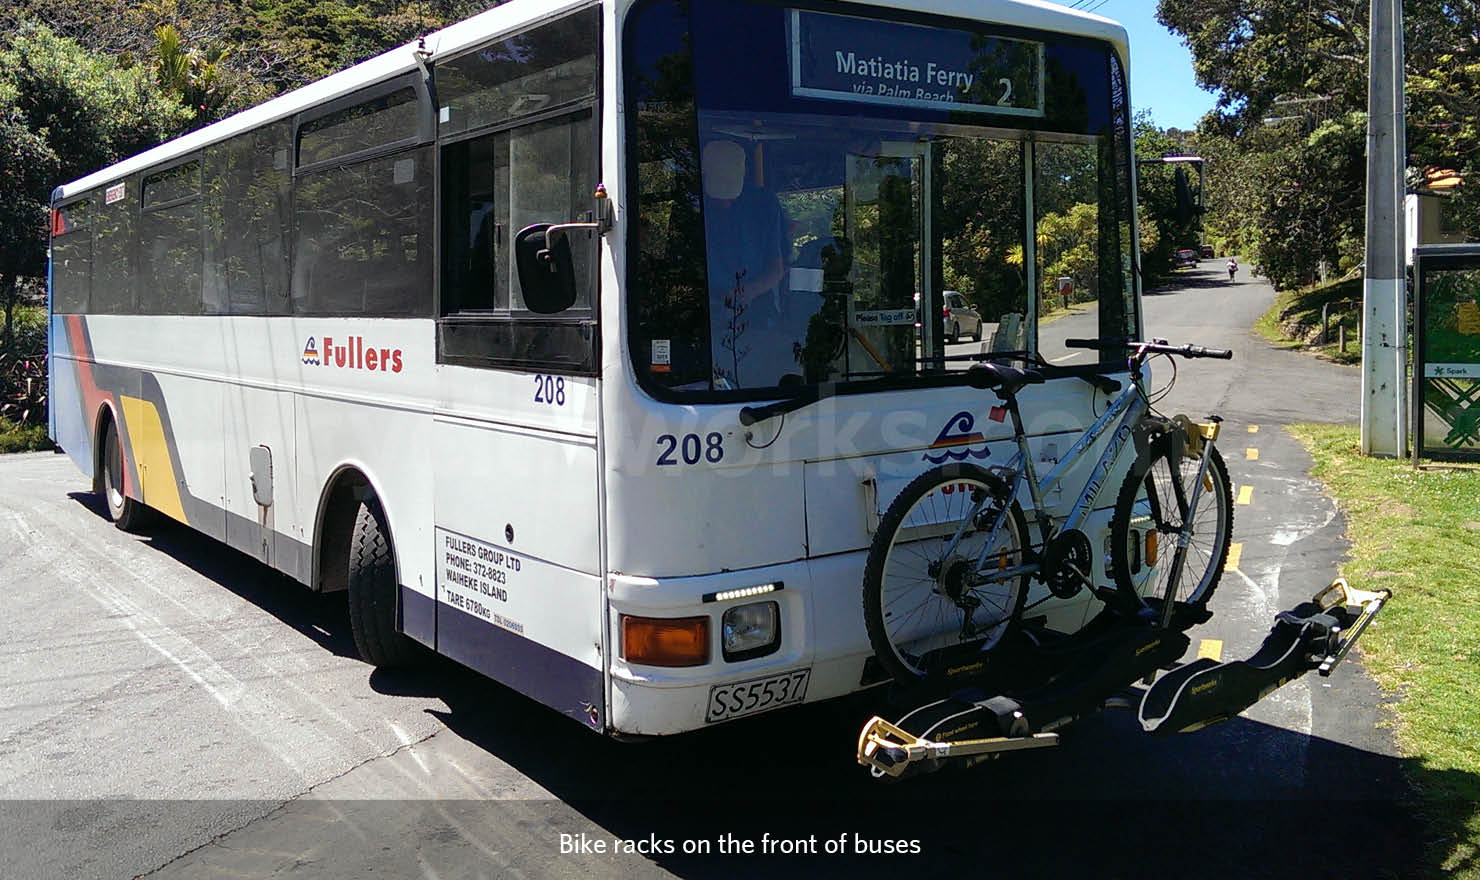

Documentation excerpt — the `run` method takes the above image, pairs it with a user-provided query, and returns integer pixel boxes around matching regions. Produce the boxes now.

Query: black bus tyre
[1109,434,1232,609]
[101,418,155,532]
[347,498,418,668]
[863,463,1030,684]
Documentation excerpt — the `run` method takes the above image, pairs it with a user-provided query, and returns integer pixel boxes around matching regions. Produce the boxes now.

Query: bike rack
[857,578,1390,779]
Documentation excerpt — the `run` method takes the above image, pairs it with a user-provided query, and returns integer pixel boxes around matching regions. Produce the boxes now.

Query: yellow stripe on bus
[119,395,187,524]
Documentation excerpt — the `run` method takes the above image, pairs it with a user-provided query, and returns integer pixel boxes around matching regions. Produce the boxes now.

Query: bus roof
[53,0,1128,203]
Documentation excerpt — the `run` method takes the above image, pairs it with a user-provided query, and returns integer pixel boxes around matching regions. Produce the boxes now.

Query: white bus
[49,0,1143,736]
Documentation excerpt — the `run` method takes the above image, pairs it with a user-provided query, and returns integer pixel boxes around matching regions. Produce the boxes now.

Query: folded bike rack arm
[1314,580,1391,676]
[858,716,1059,779]
[1139,578,1392,735]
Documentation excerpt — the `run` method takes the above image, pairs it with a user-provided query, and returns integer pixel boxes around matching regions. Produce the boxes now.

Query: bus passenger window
[51,200,93,314]
[92,180,137,315]
[204,123,292,315]
[292,148,434,317]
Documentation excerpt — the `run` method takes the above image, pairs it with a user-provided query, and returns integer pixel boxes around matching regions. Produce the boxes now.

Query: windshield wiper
[738,372,980,425]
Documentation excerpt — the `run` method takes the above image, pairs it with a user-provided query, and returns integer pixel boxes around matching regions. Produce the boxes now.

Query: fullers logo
[305,335,404,373]
[924,411,991,464]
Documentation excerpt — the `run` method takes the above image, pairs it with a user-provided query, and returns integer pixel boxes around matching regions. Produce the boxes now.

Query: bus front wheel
[101,419,154,532]
[346,498,418,668]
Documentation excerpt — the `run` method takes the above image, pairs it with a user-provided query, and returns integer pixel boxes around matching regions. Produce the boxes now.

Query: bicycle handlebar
[1064,338,1233,360]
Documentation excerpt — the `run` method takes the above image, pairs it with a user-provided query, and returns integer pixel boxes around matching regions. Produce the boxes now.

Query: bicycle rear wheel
[862,463,1030,683]
[1110,433,1232,608]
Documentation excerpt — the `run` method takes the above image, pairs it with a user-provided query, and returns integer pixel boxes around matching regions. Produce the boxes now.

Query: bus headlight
[722,601,779,661]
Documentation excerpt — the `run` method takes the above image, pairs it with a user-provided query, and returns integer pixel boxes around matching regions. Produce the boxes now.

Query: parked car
[1199,244,1215,259]
[1174,248,1199,268]
[942,291,983,343]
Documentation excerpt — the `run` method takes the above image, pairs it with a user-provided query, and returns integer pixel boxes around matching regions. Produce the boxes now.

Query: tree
[1134,114,1197,287]
[0,23,190,351]
[1158,0,1480,288]
[0,84,59,351]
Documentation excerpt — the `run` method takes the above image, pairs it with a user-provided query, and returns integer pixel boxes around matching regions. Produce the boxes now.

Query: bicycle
[861,339,1236,684]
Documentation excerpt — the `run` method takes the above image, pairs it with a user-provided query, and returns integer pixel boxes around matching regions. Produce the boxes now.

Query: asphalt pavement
[0,262,1421,879]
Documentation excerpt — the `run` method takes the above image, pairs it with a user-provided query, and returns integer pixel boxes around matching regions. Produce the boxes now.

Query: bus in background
[48,0,1143,736]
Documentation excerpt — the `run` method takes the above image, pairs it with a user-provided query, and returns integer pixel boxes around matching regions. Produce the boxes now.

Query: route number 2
[533,374,565,406]
[656,433,724,466]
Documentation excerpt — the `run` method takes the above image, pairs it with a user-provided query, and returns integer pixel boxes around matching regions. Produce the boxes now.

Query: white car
[942,291,983,343]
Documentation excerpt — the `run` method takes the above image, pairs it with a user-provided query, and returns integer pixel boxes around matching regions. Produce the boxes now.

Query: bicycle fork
[1155,417,1221,629]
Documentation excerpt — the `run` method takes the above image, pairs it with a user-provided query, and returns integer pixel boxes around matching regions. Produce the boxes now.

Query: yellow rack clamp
[857,716,1059,778]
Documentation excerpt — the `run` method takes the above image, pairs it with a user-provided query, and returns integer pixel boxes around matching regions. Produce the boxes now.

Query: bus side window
[434,6,599,374]
[204,123,292,315]
[139,160,203,315]
[92,178,138,315]
[52,199,93,314]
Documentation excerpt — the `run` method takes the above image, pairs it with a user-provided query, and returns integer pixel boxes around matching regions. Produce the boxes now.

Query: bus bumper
[606,554,876,737]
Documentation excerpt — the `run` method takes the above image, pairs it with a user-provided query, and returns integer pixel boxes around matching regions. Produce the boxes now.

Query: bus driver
[701,139,792,388]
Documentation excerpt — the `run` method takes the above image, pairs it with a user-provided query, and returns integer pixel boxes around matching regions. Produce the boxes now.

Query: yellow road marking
[1247,425,1259,433]
[1227,542,1243,572]
[1197,639,1224,661]
[1236,485,1254,505]
[1246,447,1259,460]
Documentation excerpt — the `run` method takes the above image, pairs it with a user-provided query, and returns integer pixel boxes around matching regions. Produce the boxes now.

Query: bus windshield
[625,0,1140,399]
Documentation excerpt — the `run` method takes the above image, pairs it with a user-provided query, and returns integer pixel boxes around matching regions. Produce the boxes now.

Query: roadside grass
[0,418,50,453]
[1290,423,1480,878]
[1255,277,1364,365]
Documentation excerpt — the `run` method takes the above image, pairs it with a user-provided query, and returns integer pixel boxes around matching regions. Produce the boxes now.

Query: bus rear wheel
[346,497,418,668]
[101,419,154,532]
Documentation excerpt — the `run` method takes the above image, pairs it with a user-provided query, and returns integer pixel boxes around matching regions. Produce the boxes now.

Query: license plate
[705,669,811,722]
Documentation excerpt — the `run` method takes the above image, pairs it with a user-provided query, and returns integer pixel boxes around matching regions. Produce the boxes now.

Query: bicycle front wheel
[862,463,1030,684]
[1110,433,1233,608]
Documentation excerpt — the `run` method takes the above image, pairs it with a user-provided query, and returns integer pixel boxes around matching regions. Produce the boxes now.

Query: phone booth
[1412,244,1480,461]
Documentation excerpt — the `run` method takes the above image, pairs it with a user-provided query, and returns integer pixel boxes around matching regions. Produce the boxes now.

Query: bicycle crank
[1042,529,1094,599]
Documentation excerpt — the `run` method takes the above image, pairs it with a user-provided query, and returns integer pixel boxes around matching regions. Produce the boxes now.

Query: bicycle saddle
[966,362,1045,394]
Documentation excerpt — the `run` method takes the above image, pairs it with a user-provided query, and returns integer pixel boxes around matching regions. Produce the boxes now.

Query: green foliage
[1133,114,1197,288]
[0,87,59,284]
[0,22,190,357]
[1254,276,1364,365]
[1034,202,1100,308]
[1,22,190,186]
[937,138,1029,318]
[1159,0,1480,289]
[0,418,51,453]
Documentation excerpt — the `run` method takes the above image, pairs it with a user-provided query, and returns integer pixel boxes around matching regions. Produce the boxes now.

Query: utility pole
[1361,0,1407,456]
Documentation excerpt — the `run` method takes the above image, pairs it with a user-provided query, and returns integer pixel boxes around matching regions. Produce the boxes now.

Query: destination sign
[789,9,1044,117]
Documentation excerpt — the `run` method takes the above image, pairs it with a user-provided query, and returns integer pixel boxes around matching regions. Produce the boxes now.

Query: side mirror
[514,223,579,314]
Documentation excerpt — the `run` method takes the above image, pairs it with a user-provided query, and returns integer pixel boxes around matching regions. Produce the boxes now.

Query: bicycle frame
[944,376,1149,585]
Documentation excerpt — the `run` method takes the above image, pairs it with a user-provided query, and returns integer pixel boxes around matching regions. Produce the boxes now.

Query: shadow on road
[66,492,361,661]
[1146,265,1249,294]
[399,654,1453,878]
[65,491,1471,877]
